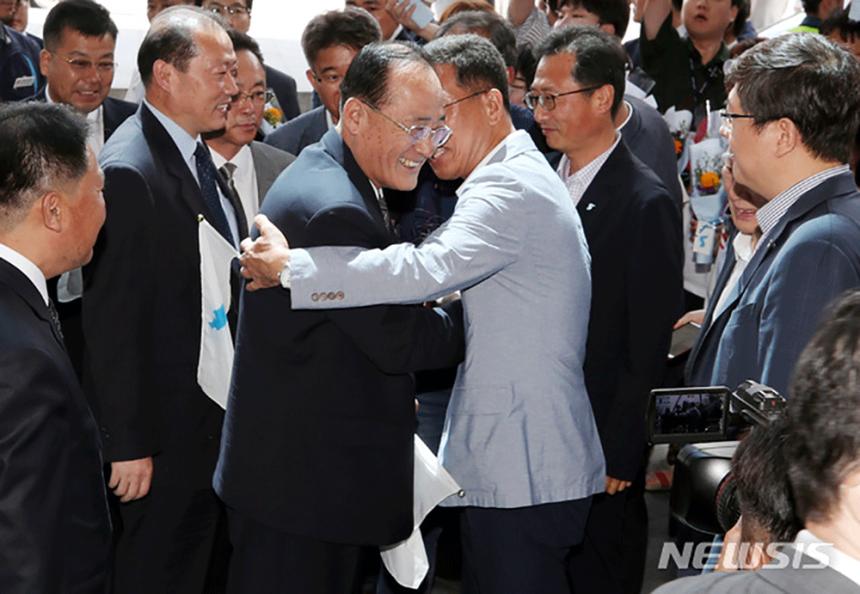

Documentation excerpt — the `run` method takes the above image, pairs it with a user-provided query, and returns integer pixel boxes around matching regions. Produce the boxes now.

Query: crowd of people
[1,0,860,593]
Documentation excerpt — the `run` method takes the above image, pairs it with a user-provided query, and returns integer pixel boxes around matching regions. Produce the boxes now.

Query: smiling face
[682,0,738,42]
[163,26,238,136]
[40,29,116,114]
[723,163,760,236]
[346,61,446,191]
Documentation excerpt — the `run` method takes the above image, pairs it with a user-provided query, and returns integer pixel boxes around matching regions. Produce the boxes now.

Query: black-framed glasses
[205,3,250,17]
[719,110,757,132]
[55,54,117,74]
[361,100,453,148]
[524,85,601,111]
[443,88,491,109]
[230,88,273,106]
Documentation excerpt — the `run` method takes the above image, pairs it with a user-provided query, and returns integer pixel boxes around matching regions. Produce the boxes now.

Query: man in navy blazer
[81,7,243,593]
[686,33,860,398]
[214,43,463,593]
[0,103,111,594]
[533,27,683,593]
[265,8,381,156]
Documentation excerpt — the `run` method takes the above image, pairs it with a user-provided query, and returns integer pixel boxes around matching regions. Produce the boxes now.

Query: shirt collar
[732,232,755,263]
[388,24,404,41]
[794,529,860,587]
[461,129,522,188]
[45,85,103,124]
[0,243,49,305]
[617,100,634,132]
[143,98,201,165]
[558,132,622,180]
[209,143,251,169]
[756,165,850,240]
[325,108,335,131]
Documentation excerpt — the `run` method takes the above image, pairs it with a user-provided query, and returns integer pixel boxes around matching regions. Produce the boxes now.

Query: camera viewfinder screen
[652,392,726,440]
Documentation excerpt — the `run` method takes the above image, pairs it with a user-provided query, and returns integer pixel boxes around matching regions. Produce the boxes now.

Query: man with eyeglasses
[213,41,463,593]
[686,33,860,400]
[266,8,381,157]
[31,0,135,379]
[205,30,294,237]
[530,25,683,594]
[236,34,605,594]
[197,0,301,122]
[0,0,41,100]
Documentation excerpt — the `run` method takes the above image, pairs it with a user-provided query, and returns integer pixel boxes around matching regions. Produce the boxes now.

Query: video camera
[646,381,786,535]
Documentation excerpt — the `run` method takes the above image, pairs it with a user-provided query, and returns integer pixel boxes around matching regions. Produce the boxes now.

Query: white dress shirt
[210,144,259,235]
[0,242,48,305]
[795,529,860,587]
[712,232,756,318]
[557,133,622,206]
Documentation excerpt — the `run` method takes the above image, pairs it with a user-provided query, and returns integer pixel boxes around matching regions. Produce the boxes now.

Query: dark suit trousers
[226,508,366,594]
[111,458,222,594]
[459,498,591,594]
[568,472,648,594]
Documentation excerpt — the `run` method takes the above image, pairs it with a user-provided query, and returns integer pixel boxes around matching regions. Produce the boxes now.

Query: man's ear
[151,59,175,95]
[305,68,320,94]
[591,83,615,117]
[772,117,801,159]
[40,191,63,233]
[339,97,364,136]
[39,48,51,78]
[483,88,507,126]
[506,66,516,86]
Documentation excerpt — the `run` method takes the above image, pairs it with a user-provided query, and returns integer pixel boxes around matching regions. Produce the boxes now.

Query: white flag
[380,436,462,588]
[197,217,239,409]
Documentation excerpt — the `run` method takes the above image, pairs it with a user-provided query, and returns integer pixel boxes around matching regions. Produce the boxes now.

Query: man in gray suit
[240,35,605,593]
[264,8,380,157]
[206,30,294,236]
[657,291,860,594]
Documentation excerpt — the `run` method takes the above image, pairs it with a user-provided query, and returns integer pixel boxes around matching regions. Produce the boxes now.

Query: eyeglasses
[55,54,117,74]
[361,100,453,148]
[719,110,758,133]
[443,88,490,109]
[524,85,601,111]
[311,71,344,86]
[230,89,273,106]
[205,4,250,17]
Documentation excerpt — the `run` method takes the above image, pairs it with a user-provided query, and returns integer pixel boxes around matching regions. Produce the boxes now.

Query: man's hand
[605,476,633,495]
[384,0,439,41]
[109,457,154,503]
[239,214,291,292]
[674,309,705,329]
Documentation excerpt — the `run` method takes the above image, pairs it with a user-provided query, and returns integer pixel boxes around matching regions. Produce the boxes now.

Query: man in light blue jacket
[239,35,605,593]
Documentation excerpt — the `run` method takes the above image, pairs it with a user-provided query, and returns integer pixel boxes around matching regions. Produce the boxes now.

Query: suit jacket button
[327,292,336,300]
[336,291,344,300]
[457,490,466,498]
[311,293,319,302]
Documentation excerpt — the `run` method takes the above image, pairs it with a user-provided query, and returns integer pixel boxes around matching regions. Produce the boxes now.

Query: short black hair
[43,0,118,52]
[301,8,382,69]
[731,420,801,543]
[436,10,517,68]
[726,33,860,164]
[424,33,511,112]
[340,41,431,110]
[731,0,750,39]
[821,5,860,43]
[0,102,89,231]
[785,290,860,524]
[227,28,263,65]
[801,0,822,15]
[515,44,537,89]
[195,0,254,10]
[138,5,224,87]
[556,0,631,39]
[534,25,626,117]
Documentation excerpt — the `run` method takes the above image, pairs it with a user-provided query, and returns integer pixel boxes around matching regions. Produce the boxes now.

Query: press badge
[693,224,716,257]
[13,75,35,90]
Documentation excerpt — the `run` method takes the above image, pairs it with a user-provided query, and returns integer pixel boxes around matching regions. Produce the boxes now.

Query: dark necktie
[376,188,397,236]
[194,142,235,244]
[218,162,249,240]
[47,298,64,342]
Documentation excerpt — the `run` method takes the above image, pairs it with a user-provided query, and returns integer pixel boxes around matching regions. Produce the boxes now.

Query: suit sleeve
[304,203,465,375]
[758,233,860,397]
[0,347,72,594]
[605,192,684,480]
[289,184,526,308]
[82,164,160,462]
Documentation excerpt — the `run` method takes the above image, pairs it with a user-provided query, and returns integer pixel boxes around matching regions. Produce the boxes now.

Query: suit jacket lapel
[139,104,211,222]
[250,142,276,208]
[576,142,628,233]
[0,259,63,348]
[322,129,387,231]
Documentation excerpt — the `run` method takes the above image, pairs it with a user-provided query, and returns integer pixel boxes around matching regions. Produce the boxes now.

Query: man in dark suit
[33,0,136,376]
[0,12,41,101]
[81,7,241,593]
[686,33,860,398]
[214,42,463,593]
[659,291,860,594]
[206,29,294,237]
[532,26,683,593]
[265,8,381,156]
[197,0,301,120]
[0,102,111,594]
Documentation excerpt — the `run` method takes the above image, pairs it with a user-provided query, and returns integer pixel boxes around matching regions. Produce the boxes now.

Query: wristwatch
[278,260,291,289]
